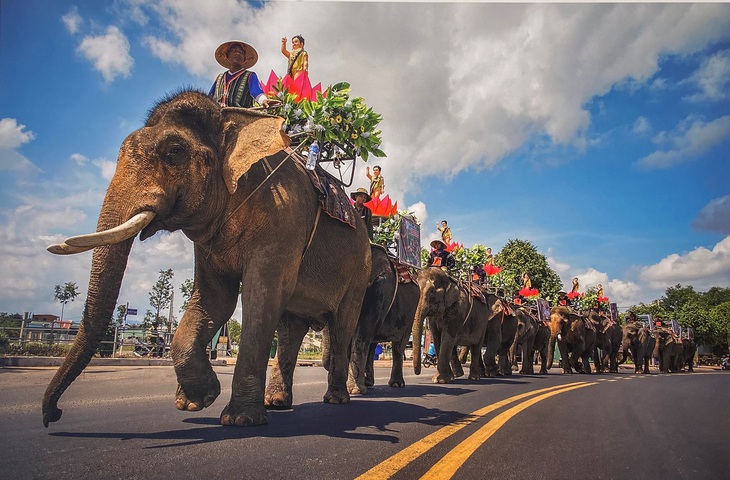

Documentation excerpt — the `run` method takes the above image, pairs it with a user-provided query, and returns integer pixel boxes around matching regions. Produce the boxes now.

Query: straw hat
[430,239,447,250]
[215,40,258,70]
[350,187,372,203]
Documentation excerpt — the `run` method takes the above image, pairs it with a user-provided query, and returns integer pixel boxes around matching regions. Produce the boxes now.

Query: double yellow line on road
[357,381,596,480]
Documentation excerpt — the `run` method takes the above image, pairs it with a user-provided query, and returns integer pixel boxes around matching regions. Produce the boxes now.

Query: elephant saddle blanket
[461,282,486,304]
[393,260,414,284]
[304,167,357,229]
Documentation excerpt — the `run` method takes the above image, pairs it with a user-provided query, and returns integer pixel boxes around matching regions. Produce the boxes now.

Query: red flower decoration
[261,70,323,103]
[483,264,502,276]
[446,242,463,253]
[598,296,609,303]
[519,288,540,298]
[567,291,580,299]
[364,194,397,217]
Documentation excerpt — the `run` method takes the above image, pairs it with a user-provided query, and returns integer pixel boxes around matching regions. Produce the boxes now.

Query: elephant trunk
[411,301,426,376]
[42,208,135,427]
[547,330,558,370]
[618,336,631,365]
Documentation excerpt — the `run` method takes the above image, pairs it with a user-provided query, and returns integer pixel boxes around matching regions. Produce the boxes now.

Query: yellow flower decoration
[335,115,342,123]
[360,126,365,132]
[351,132,359,139]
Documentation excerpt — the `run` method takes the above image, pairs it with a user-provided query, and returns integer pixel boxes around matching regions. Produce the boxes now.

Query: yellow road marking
[355,382,588,480]
[421,382,595,480]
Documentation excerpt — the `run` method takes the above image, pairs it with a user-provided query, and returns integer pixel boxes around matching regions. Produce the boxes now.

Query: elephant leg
[468,345,483,380]
[388,340,406,387]
[521,343,536,375]
[365,344,376,387]
[451,347,465,378]
[347,335,374,395]
[264,312,310,409]
[172,267,238,413]
[323,289,362,405]
[433,331,455,384]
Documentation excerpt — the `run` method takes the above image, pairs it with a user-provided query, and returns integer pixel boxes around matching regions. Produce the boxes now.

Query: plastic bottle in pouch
[306,141,319,170]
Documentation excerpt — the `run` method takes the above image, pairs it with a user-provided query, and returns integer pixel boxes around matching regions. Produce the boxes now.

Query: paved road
[0,364,727,479]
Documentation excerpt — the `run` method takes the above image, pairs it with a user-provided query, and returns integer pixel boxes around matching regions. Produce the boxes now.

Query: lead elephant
[43,91,371,427]
[547,306,597,374]
[347,244,419,394]
[411,268,501,383]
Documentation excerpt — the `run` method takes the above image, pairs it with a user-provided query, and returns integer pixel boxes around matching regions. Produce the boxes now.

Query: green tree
[701,287,730,308]
[148,269,174,329]
[54,282,80,323]
[180,278,194,313]
[491,239,562,301]
[228,318,242,344]
[115,304,126,327]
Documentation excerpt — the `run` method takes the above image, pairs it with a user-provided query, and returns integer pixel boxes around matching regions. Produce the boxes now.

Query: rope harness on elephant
[462,285,475,327]
[203,141,305,258]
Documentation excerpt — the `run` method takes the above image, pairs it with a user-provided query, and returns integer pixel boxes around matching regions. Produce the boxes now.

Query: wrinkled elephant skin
[42,91,371,427]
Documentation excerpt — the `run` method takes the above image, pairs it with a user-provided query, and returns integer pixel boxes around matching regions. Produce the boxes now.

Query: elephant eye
[164,143,187,164]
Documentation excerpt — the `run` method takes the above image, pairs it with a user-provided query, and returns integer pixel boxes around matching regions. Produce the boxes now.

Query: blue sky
[1,2,729,324]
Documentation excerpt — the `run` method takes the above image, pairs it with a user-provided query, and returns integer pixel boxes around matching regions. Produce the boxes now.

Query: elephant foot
[539,368,548,374]
[432,373,452,384]
[264,386,292,410]
[388,377,406,388]
[365,377,375,387]
[220,402,268,427]
[175,374,221,412]
[347,379,368,395]
[323,386,350,404]
[468,372,481,381]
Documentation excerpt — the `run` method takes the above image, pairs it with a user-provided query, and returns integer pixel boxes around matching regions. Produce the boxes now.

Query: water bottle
[306,141,319,170]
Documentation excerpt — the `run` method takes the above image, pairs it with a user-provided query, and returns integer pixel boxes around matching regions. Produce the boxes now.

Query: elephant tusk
[64,211,156,248]
[47,243,94,255]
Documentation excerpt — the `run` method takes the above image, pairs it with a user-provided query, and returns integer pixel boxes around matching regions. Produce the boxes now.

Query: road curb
[0,356,227,367]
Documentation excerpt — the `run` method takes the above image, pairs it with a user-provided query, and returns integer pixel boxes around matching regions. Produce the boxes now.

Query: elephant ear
[222,110,291,194]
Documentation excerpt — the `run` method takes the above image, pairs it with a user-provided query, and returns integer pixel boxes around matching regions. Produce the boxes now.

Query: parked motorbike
[422,352,437,368]
[721,355,729,370]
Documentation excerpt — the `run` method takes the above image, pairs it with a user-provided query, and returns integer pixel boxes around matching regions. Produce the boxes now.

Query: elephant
[547,306,597,374]
[652,327,684,373]
[618,323,655,374]
[678,338,697,372]
[411,268,502,383]
[590,312,622,373]
[42,91,372,427]
[510,308,549,374]
[457,299,517,377]
[347,244,419,394]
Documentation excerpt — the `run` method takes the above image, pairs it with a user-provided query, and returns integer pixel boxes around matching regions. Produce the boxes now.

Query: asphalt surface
[1,359,727,480]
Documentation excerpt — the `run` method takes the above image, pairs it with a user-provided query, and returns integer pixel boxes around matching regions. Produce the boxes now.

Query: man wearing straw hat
[209,40,272,108]
[350,187,373,240]
[427,239,454,271]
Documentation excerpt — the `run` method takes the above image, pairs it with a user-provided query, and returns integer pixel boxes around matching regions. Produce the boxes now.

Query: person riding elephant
[547,306,597,374]
[347,244,419,394]
[427,239,455,271]
[43,90,372,428]
[411,267,503,383]
[209,40,273,108]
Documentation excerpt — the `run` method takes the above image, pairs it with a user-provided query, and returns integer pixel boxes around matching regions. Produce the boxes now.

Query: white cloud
[77,26,134,82]
[686,49,730,102]
[62,7,83,34]
[635,114,730,169]
[632,116,651,135]
[693,195,730,235]
[70,153,88,166]
[0,118,35,149]
[133,2,730,195]
[93,159,117,180]
[640,236,730,291]
[0,118,39,173]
